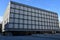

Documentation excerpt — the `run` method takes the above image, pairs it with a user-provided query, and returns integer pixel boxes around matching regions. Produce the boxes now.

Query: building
[2,1,59,35]
[59,22,60,28]
[0,24,2,32]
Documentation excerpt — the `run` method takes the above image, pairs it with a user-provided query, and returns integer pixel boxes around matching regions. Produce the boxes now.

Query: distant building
[2,1,59,35]
[59,22,60,27]
[0,24,2,32]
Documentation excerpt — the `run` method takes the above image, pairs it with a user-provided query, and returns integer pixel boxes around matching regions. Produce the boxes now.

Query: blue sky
[0,0,60,23]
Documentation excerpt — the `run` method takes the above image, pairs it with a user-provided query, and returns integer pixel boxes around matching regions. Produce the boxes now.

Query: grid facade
[3,1,59,31]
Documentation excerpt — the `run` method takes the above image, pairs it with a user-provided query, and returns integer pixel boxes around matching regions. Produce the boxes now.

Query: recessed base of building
[2,31,59,36]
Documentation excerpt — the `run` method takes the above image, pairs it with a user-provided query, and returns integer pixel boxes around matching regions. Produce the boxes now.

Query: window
[32,17,35,20]
[41,14,44,18]
[42,22,44,25]
[49,20,51,22]
[55,14,58,18]
[35,9,38,13]
[32,13,35,16]
[28,21,31,24]
[11,4,15,8]
[14,19,19,23]
[24,20,27,24]
[47,12,50,16]
[24,7,27,11]
[20,6,23,10]
[39,22,41,25]
[20,15,23,18]
[39,26,41,29]
[14,24,18,28]
[39,18,41,21]
[28,16,31,20]
[24,11,28,15]
[44,19,46,22]
[46,13,48,15]
[24,24,27,29]
[19,19,23,23]
[28,12,31,16]
[45,12,47,15]
[40,26,43,29]
[9,24,13,28]
[39,14,42,17]
[54,18,55,20]
[55,23,57,27]
[36,25,39,29]
[31,21,35,24]
[10,9,14,12]
[44,26,46,29]
[28,25,31,29]
[41,18,44,21]
[48,13,50,16]
[19,24,23,28]
[39,10,41,13]
[32,9,35,12]
[47,16,49,18]
[10,13,14,18]
[32,25,35,29]
[51,16,53,19]
[41,11,44,14]
[36,17,38,21]
[9,18,14,23]
[47,26,51,29]
[49,13,51,16]
[15,5,20,9]
[48,23,50,25]
[45,22,47,25]
[35,13,38,16]
[24,16,27,19]
[14,14,19,18]
[42,11,44,14]
[51,13,53,16]
[36,21,38,25]
[20,10,24,14]
[42,26,44,29]
[15,9,19,13]
[28,8,31,11]
[50,23,52,26]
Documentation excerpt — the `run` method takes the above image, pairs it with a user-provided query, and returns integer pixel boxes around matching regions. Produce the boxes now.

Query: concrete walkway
[0,34,60,40]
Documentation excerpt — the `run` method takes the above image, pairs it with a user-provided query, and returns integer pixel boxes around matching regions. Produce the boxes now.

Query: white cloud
[0,16,3,23]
